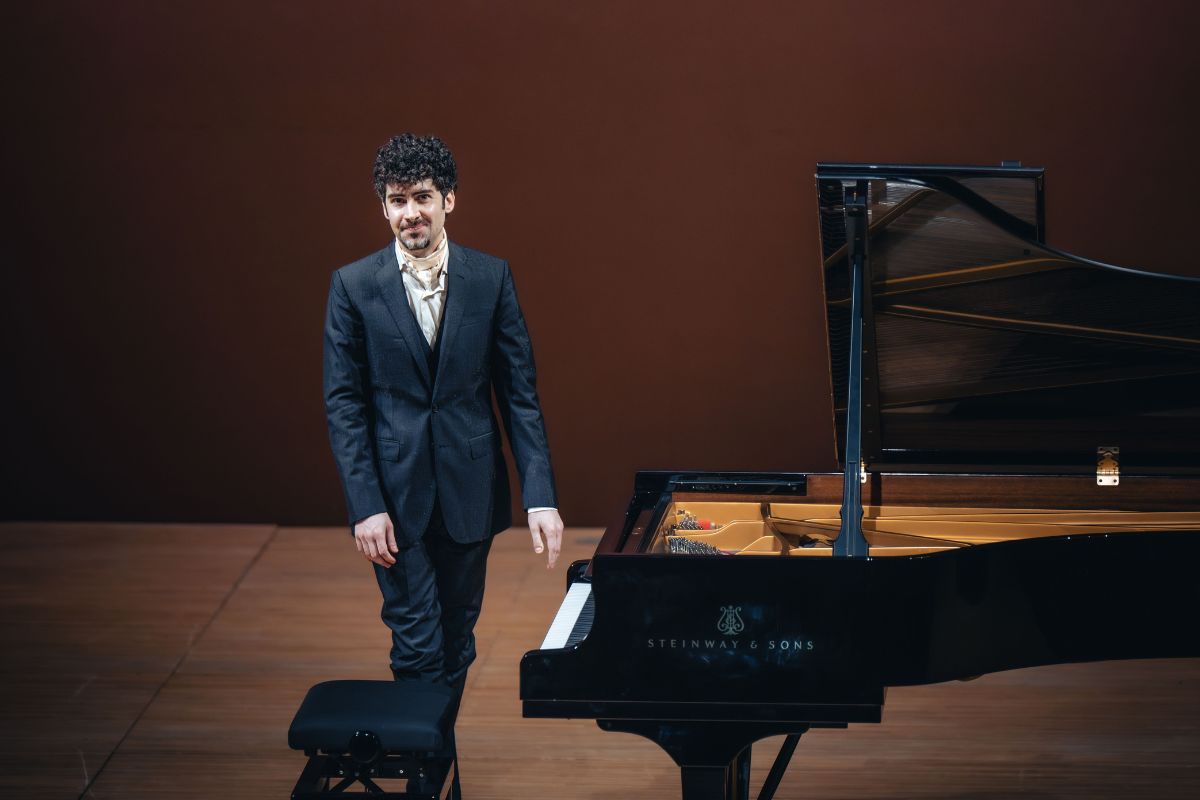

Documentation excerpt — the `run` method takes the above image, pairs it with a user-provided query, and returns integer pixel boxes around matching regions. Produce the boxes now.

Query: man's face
[382,179,455,256]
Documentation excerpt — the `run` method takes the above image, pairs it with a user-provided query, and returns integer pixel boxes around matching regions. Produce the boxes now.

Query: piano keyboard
[539,582,594,649]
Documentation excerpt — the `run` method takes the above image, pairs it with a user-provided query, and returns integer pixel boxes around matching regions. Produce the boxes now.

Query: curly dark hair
[372,133,458,200]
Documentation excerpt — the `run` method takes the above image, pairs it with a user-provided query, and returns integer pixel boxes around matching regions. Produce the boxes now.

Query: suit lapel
[434,243,469,390]
[375,244,433,390]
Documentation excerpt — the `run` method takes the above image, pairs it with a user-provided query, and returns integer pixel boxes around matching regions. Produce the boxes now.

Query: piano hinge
[859,462,868,485]
[1097,446,1120,486]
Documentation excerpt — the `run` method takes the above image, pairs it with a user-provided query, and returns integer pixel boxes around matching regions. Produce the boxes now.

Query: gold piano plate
[654,493,1200,558]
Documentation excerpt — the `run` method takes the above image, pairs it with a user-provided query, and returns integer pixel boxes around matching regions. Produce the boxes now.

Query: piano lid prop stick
[835,181,871,559]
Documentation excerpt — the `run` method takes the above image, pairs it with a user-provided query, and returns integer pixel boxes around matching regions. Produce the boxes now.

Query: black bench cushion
[288,680,455,754]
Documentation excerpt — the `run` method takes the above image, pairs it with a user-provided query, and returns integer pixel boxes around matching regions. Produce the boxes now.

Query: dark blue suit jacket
[323,241,557,545]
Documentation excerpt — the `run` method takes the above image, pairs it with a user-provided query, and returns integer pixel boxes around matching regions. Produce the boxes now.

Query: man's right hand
[354,512,399,567]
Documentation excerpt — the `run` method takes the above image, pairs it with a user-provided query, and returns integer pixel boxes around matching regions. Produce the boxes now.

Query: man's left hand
[527,509,564,569]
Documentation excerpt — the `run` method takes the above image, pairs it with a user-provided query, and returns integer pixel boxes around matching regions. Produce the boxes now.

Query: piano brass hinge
[859,463,868,485]
[1097,446,1120,486]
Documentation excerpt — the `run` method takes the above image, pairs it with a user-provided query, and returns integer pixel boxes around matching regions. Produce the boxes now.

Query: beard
[400,230,431,251]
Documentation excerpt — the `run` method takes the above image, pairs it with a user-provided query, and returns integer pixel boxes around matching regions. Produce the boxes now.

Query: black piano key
[565,592,595,647]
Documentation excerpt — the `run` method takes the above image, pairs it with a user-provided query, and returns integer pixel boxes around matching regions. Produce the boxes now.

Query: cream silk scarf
[396,231,450,347]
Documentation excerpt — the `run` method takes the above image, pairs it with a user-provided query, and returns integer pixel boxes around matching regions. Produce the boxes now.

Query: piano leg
[681,764,736,800]
[598,720,807,800]
[731,746,750,799]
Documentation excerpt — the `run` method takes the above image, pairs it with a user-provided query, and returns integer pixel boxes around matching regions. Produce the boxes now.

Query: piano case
[520,163,1200,800]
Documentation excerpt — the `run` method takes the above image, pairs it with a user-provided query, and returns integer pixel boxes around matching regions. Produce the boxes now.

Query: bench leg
[292,754,328,797]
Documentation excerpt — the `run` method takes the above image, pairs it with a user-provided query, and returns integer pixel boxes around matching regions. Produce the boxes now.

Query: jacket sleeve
[490,261,558,510]
[323,270,388,528]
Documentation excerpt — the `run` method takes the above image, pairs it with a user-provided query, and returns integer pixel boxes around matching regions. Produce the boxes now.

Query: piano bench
[287,679,458,799]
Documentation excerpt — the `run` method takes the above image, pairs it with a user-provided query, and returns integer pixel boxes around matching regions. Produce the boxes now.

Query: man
[323,133,564,787]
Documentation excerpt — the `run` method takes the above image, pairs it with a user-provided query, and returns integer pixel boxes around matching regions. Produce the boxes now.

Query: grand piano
[520,163,1200,799]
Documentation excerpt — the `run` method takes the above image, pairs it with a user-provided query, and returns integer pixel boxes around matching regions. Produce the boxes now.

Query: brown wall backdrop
[4,1,1198,526]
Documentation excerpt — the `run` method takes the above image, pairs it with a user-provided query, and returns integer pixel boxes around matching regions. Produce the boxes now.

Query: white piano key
[540,582,592,649]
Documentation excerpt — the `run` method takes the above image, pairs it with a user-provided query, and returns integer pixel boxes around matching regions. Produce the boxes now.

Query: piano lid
[816,163,1200,474]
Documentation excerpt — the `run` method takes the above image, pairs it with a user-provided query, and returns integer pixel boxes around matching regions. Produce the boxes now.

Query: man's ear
[381,200,389,219]
[443,190,456,214]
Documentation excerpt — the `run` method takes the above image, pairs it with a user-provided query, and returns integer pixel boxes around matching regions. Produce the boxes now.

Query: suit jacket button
[432,404,439,413]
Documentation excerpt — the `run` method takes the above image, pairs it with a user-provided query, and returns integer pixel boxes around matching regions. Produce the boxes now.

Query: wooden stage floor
[1,522,1198,799]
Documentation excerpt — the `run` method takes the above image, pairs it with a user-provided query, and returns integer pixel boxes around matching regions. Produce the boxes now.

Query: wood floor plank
[0,522,274,799]
[86,528,383,794]
[86,526,598,798]
[8,523,1200,798]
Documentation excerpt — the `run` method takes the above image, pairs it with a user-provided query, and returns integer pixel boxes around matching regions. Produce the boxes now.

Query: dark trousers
[372,501,492,790]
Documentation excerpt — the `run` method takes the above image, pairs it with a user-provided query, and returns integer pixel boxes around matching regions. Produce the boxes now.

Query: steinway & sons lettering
[646,638,814,652]
[643,605,814,655]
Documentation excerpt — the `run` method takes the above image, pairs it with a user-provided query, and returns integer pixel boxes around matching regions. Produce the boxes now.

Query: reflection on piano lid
[520,163,1200,800]
[818,164,1200,471]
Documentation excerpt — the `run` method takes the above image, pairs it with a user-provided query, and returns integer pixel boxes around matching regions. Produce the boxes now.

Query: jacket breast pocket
[468,431,496,460]
[375,438,402,461]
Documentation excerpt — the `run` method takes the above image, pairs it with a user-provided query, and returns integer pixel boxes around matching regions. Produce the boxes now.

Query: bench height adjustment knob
[348,730,382,764]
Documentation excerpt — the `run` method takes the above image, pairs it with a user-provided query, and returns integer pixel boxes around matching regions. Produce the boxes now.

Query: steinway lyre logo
[717,605,744,636]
